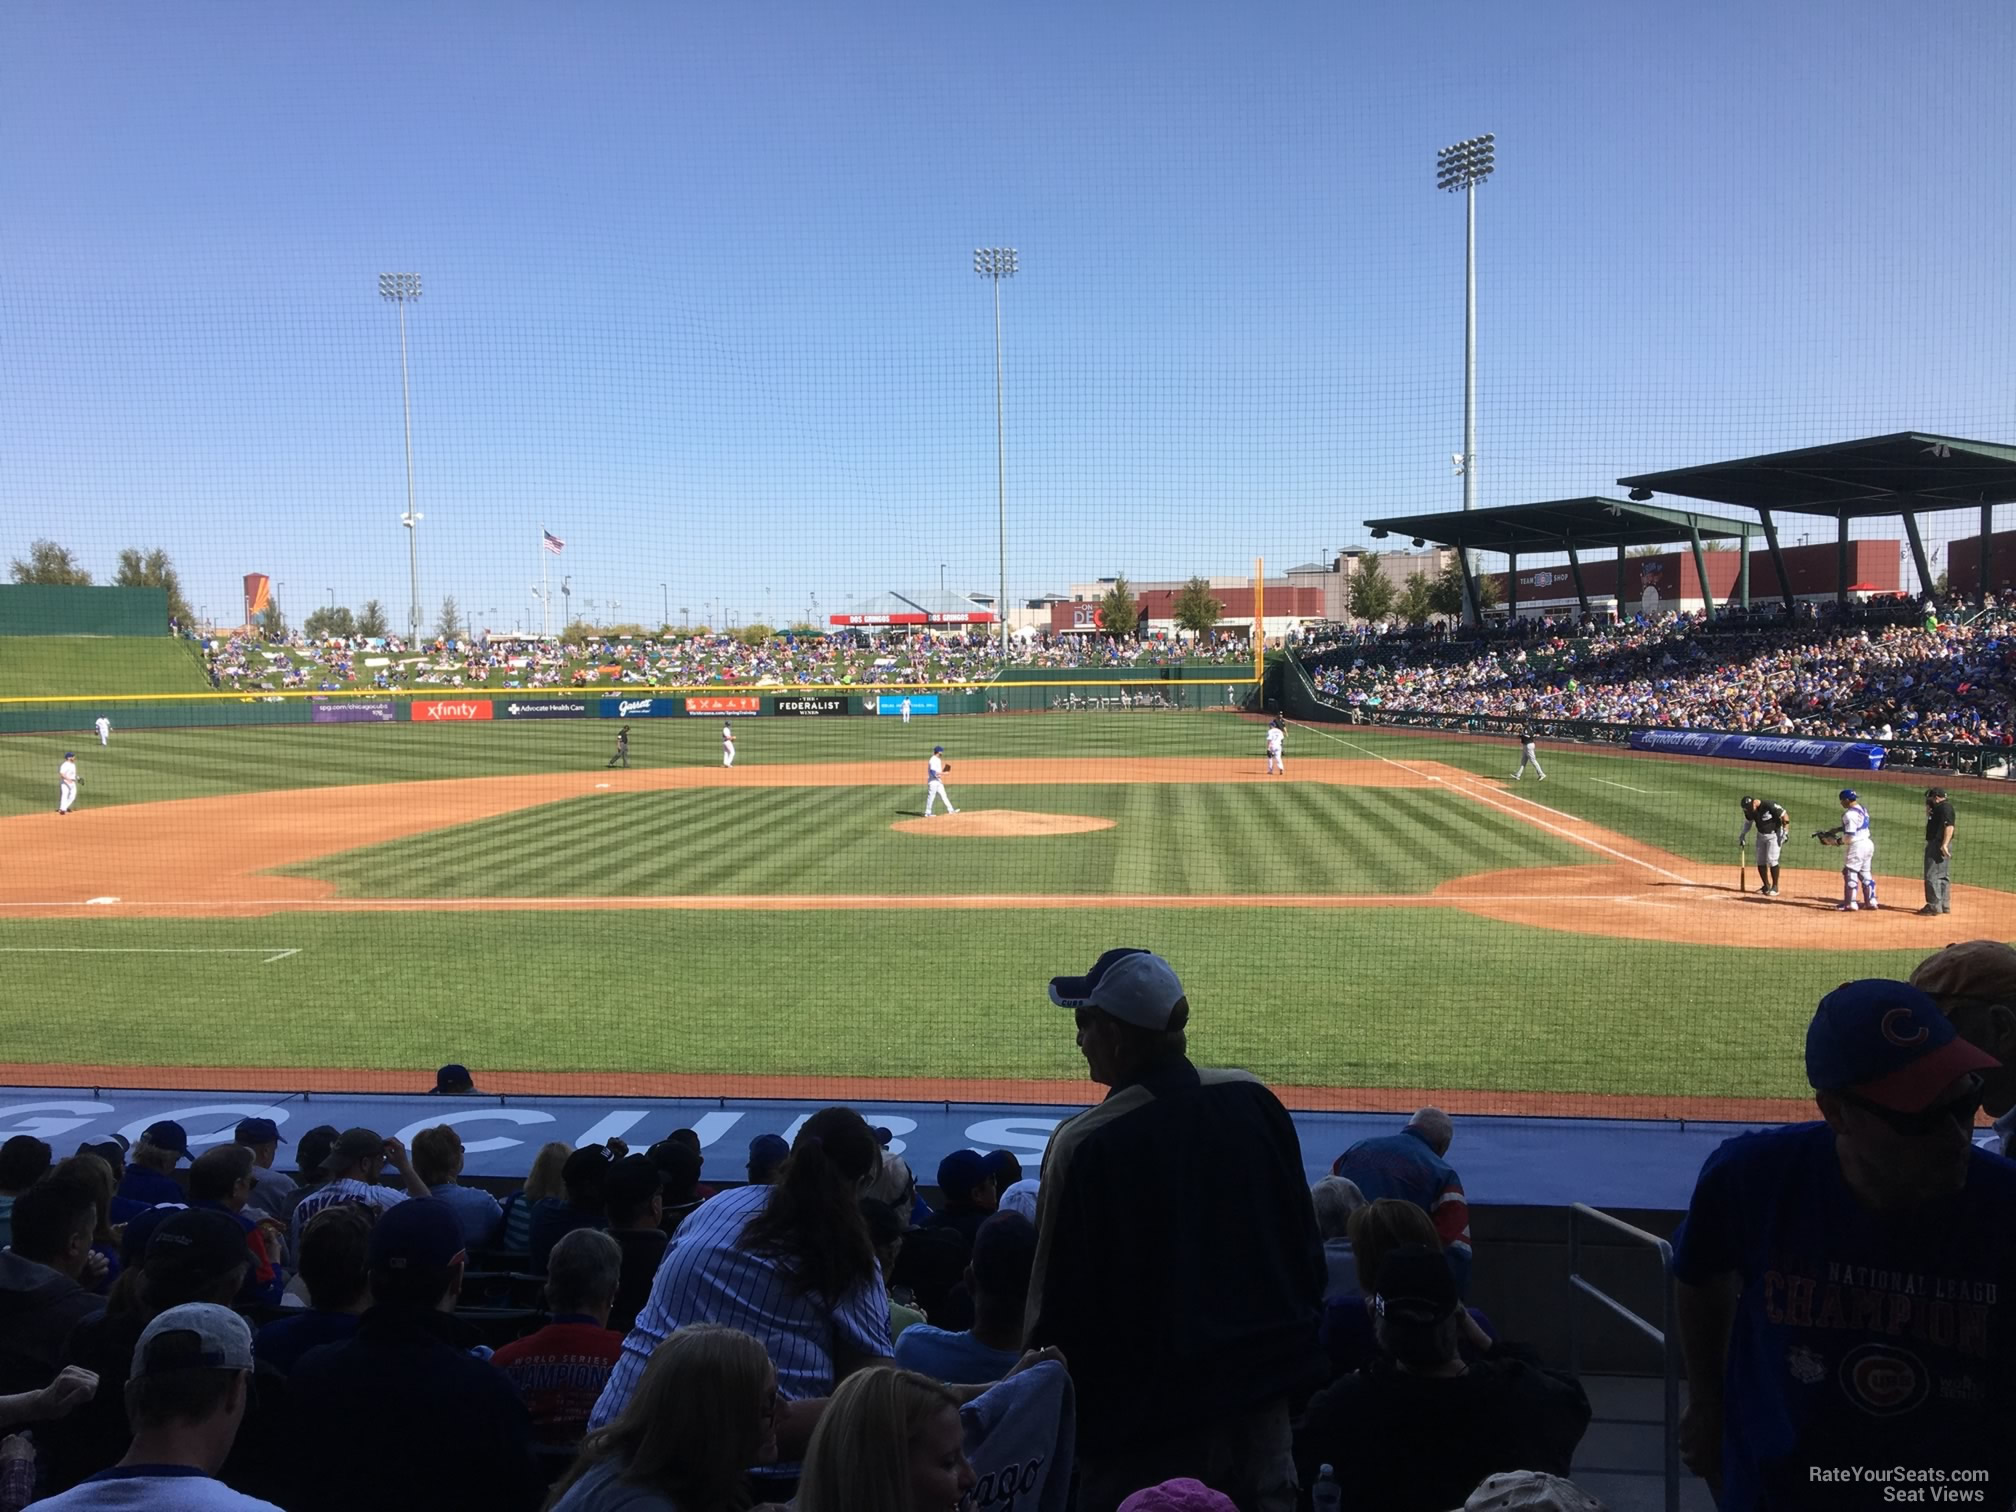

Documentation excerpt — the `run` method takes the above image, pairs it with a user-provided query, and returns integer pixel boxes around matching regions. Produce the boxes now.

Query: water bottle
[1311,1462,1343,1512]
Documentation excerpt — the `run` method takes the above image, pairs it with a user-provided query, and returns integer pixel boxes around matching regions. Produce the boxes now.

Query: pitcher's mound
[893,810,1115,838]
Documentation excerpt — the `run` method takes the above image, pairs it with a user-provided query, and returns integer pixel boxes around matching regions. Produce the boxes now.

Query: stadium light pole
[379,273,424,644]
[660,583,668,629]
[975,247,1017,653]
[1435,135,1493,627]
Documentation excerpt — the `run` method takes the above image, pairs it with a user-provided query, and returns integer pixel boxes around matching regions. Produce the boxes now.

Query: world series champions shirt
[1672,1123,2016,1509]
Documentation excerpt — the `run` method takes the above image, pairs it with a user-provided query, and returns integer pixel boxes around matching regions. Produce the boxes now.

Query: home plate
[85,897,121,905]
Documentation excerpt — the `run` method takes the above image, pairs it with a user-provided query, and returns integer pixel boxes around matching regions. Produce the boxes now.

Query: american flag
[541,530,565,555]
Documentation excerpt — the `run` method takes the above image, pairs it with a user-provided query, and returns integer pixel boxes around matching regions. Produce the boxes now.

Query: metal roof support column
[1459,549,1482,631]
[1564,542,1590,617]
[1900,510,1934,604]
[1737,527,1751,610]
[1617,542,1628,620]
[1686,518,1717,623]
[1507,552,1517,619]
[1836,514,1850,608]
[1756,509,1793,613]
[1981,497,1995,608]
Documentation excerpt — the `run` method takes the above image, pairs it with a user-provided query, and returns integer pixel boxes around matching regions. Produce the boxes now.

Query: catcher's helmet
[1839,789,1859,802]
[934,745,943,753]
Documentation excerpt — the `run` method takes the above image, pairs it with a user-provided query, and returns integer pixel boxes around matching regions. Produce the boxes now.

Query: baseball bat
[1738,846,1746,894]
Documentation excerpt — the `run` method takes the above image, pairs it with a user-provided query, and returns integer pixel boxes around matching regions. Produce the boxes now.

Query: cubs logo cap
[1805,979,1999,1112]
[1049,948,1188,1031]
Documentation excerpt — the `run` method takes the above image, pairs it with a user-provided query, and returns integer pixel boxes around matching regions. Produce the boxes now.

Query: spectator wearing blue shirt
[254,1204,371,1374]
[116,1122,193,1211]
[895,1210,1035,1386]
[1330,1108,1473,1296]
[410,1124,502,1250]
[1674,980,2016,1511]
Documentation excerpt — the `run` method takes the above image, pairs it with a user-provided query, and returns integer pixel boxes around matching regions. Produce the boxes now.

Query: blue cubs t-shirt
[1671,1122,2016,1510]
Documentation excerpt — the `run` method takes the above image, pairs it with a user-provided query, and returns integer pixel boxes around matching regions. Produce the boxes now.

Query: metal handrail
[1566,1202,1680,1512]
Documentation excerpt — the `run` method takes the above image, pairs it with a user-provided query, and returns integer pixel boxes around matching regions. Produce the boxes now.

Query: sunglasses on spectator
[1841,1075,1984,1137]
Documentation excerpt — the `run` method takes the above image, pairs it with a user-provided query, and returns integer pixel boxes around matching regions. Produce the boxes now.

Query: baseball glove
[1812,830,1844,847]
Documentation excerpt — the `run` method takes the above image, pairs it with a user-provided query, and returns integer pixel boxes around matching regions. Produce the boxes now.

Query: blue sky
[3,0,2012,627]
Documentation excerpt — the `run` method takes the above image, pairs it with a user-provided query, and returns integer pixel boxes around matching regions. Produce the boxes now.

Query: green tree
[1098,577,1140,638]
[1427,564,1502,621]
[1349,553,1395,622]
[737,623,775,645]
[112,547,193,623]
[1933,571,1951,599]
[304,606,357,639]
[1398,572,1435,626]
[437,596,465,639]
[356,599,390,638]
[1171,576,1223,637]
[256,596,286,637]
[9,539,92,585]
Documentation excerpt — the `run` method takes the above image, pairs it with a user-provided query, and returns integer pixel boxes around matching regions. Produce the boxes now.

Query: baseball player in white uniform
[924,745,957,816]
[1265,717,1285,775]
[900,696,912,724]
[1511,730,1546,782]
[57,752,79,814]
[721,721,736,768]
[1818,788,1879,911]
[95,716,111,746]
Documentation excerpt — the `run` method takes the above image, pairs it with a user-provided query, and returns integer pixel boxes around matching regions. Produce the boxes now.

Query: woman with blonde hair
[544,1324,778,1512]
[500,1141,572,1254]
[795,1366,975,1512]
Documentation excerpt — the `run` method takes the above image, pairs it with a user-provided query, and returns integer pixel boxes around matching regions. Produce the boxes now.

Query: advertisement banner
[599,697,682,719]
[774,696,850,716]
[688,696,760,716]
[412,699,494,723]
[499,699,591,719]
[1628,729,1886,771]
[310,700,397,724]
[870,694,939,716]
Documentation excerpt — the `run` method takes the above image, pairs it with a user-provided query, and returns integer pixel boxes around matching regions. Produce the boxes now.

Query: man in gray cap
[1028,948,1323,1512]
[26,1303,282,1509]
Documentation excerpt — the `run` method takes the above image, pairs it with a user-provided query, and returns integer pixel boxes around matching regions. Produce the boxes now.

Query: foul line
[0,946,300,964]
[1593,777,1656,794]
[1287,721,1692,885]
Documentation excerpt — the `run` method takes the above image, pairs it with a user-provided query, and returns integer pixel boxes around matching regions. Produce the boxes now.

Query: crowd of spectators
[7,941,2014,1509]
[1304,595,2016,749]
[201,625,1254,696]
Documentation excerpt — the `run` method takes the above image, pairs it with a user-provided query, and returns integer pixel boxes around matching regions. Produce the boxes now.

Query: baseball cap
[870,1125,895,1147]
[936,1148,989,1200]
[747,1133,790,1175]
[233,1117,285,1146]
[1372,1244,1460,1326]
[295,1125,338,1175]
[132,1302,255,1378]
[1926,786,1949,800]
[933,745,943,753]
[605,1154,664,1214]
[322,1127,386,1172]
[1049,948,1189,1031]
[63,751,74,759]
[146,1208,253,1280]
[1839,789,1859,802]
[1117,1480,1239,1512]
[1805,979,2000,1113]
[431,1063,474,1094]
[368,1197,466,1270]
[141,1120,192,1159]
[999,1177,1040,1223]
[79,1136,128,1168]
[120,1203,189,1265]
[1464,1471,1610,1512]
[1910,940,2016,1009]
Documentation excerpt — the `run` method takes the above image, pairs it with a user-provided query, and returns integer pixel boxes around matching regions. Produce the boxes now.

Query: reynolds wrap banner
[870,694,939,716]
[412,699,493,723]
[311,700,397,724]
[774,695,850,716]
[500,699,590,719]
[600,697,682,718]
[1628,729,1886,771]
[689,696,759,716]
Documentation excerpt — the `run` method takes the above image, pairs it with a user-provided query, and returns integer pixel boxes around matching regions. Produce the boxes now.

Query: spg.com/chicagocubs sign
[412,699,494,722]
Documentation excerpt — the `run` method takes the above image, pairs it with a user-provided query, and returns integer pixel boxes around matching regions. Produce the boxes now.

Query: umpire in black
[607,724,631,769]
[1920,786,1957,915]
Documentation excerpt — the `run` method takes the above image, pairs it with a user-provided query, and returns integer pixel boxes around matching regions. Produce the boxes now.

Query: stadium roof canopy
[828,590,994,628]
[1362,496,1760,620]
[1618,432,2016,606]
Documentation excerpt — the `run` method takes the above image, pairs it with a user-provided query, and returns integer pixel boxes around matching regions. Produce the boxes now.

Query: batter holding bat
[1736,795,1789,896]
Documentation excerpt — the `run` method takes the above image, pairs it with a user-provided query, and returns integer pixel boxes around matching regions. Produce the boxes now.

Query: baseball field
[4,703,2010,1119]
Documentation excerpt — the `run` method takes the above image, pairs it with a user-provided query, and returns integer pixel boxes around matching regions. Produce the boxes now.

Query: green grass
[0,910,1943,1101]
[4,711,2011,1103]
[287,783,1581,897]
[0,637,209,698]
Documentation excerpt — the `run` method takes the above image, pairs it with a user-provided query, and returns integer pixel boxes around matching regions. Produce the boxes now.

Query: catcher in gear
[1813,789,1878,911]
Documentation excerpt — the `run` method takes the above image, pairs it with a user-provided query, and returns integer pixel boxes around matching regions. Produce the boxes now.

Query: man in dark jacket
[0,1177,106,1393]
[287,1196,540,1511]
[1293,1246,1590,1512]
[1028,949,1326,1512]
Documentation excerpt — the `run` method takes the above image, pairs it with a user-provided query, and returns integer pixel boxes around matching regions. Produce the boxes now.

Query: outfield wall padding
[0,586,169,637]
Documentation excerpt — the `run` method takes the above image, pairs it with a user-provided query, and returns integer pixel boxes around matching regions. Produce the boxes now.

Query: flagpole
[541,541,550,639]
